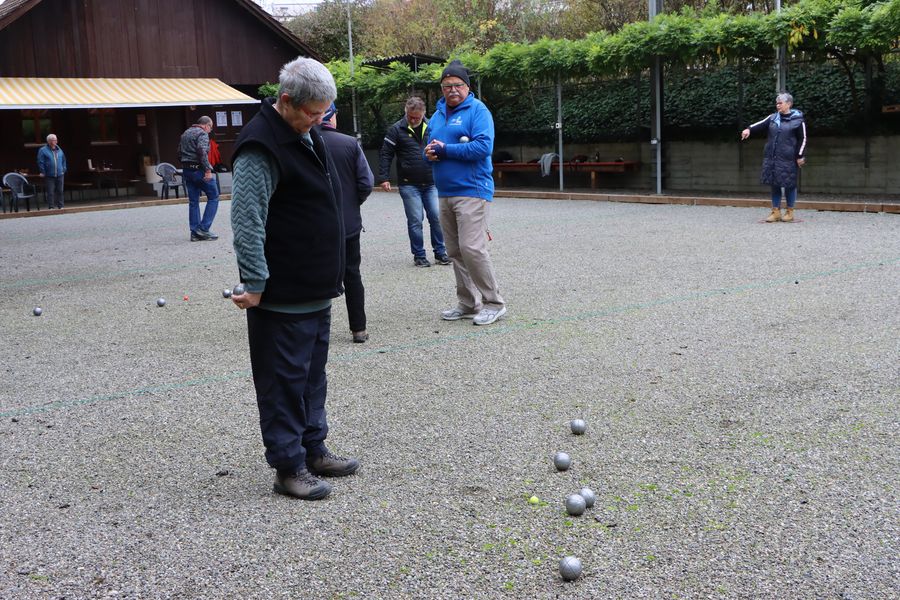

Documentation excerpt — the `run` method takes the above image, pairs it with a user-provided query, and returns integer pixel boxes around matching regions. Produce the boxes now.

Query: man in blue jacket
[425,60,506,326]
[36,134,66,209]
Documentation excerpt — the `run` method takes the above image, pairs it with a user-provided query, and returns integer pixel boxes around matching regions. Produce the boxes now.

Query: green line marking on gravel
[3,258,896,418]
[0,258,234,290]
[1,371,253,418]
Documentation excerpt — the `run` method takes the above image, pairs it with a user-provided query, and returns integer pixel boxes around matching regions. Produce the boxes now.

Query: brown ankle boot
[273,468,332,500]
[765,208,782,223]
[782,208,795,222]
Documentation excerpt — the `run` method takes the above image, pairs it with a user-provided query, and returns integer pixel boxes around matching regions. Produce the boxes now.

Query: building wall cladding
[0,0,300,84]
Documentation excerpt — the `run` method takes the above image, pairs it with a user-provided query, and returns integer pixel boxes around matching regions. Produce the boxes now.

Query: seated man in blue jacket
[425,60,507,326]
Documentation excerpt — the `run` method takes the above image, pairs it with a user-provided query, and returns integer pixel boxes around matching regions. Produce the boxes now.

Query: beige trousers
[439,196,505,311]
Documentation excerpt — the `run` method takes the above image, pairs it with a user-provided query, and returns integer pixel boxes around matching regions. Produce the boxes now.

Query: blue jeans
[771,186,797,208]
[45,175,64,209]
[398,184,446,258]
[183,168,220,233]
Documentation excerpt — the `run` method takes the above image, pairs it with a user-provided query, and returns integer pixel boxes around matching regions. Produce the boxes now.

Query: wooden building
[0,0,317,192]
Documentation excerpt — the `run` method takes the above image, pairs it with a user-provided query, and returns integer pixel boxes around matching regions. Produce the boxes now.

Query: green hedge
[260,0,900,147]
[488,60,899,146]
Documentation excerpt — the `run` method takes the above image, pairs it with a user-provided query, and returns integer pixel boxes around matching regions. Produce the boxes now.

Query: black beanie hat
[440,60,470,87]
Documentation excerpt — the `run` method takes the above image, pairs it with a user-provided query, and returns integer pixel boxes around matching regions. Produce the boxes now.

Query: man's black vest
[233,98,345,304]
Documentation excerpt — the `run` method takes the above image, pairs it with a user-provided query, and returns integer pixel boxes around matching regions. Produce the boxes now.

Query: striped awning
[0,77,259,109]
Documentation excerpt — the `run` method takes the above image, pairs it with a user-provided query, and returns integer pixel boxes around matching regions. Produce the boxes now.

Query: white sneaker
[473,306,507,326]
[441,306,478,321]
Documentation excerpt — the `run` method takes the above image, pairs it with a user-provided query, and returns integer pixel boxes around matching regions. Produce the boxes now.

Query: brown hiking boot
[782,208,795,222]
[273,468,332,500]
[307,450,360,477]
[765,208,782,223]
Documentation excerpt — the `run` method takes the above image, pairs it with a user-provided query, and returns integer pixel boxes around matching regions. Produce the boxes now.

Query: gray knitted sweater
[230,146,331,314]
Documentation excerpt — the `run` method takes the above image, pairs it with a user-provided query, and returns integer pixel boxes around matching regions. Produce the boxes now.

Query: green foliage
[285,0,370,62]
[330,0,899,87]
[488,60,898,147]
[258,82,278,99]
[264,0,899,145]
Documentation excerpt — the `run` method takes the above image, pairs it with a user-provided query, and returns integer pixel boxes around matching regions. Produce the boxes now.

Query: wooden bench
[65,181,93,202]
[493,160,640,188]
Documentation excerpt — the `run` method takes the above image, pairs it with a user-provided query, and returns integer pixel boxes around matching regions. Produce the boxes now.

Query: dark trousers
[343,233,366,332]
[247,306,331,474]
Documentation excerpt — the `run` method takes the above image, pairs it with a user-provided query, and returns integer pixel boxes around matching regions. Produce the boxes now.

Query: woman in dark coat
[741,92,807,222]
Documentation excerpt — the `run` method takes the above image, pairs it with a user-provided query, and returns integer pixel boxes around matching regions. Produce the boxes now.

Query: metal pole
[347,1,359,139]
[737,57,744,170]
[649,0,663,195]
[653,57,662,195]
[557,74,564,192]
[775,0,786,93]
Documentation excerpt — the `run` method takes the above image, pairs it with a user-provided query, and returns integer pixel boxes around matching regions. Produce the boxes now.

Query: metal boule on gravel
[565,493,586,516]
[32,307,42,316]
[570,419,586,435]
[222,288,232,299]
[232,283,246,296]
[156,298,166,307]
[559,556,582,581]
[554,452,571,471]
[579,487,596,508]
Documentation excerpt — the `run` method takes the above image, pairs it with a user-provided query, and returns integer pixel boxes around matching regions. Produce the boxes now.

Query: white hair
[278,57,337,107]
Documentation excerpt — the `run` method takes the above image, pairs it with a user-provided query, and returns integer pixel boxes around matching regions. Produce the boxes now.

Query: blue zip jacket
[426,93,495,201]
[37,144,67,177]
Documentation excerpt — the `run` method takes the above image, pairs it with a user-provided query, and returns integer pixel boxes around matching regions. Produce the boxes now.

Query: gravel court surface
[1,195,898,599]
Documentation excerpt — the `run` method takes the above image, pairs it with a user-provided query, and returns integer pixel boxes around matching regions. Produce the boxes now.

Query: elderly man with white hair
[36,134,67,209]
[229,57,360,501]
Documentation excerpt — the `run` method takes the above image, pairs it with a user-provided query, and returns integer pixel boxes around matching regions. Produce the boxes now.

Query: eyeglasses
[441,83,467,90]
[299,105,326,119]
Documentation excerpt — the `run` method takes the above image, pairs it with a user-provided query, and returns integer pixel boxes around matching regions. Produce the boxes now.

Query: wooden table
[86,168,123,197]
[493,161,640,188]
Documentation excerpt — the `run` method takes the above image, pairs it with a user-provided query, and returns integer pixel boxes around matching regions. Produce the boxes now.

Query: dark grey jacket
[378,117,433,186]
[748,110,807,188]
[319,125,374,237]
[179,125,212,171]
